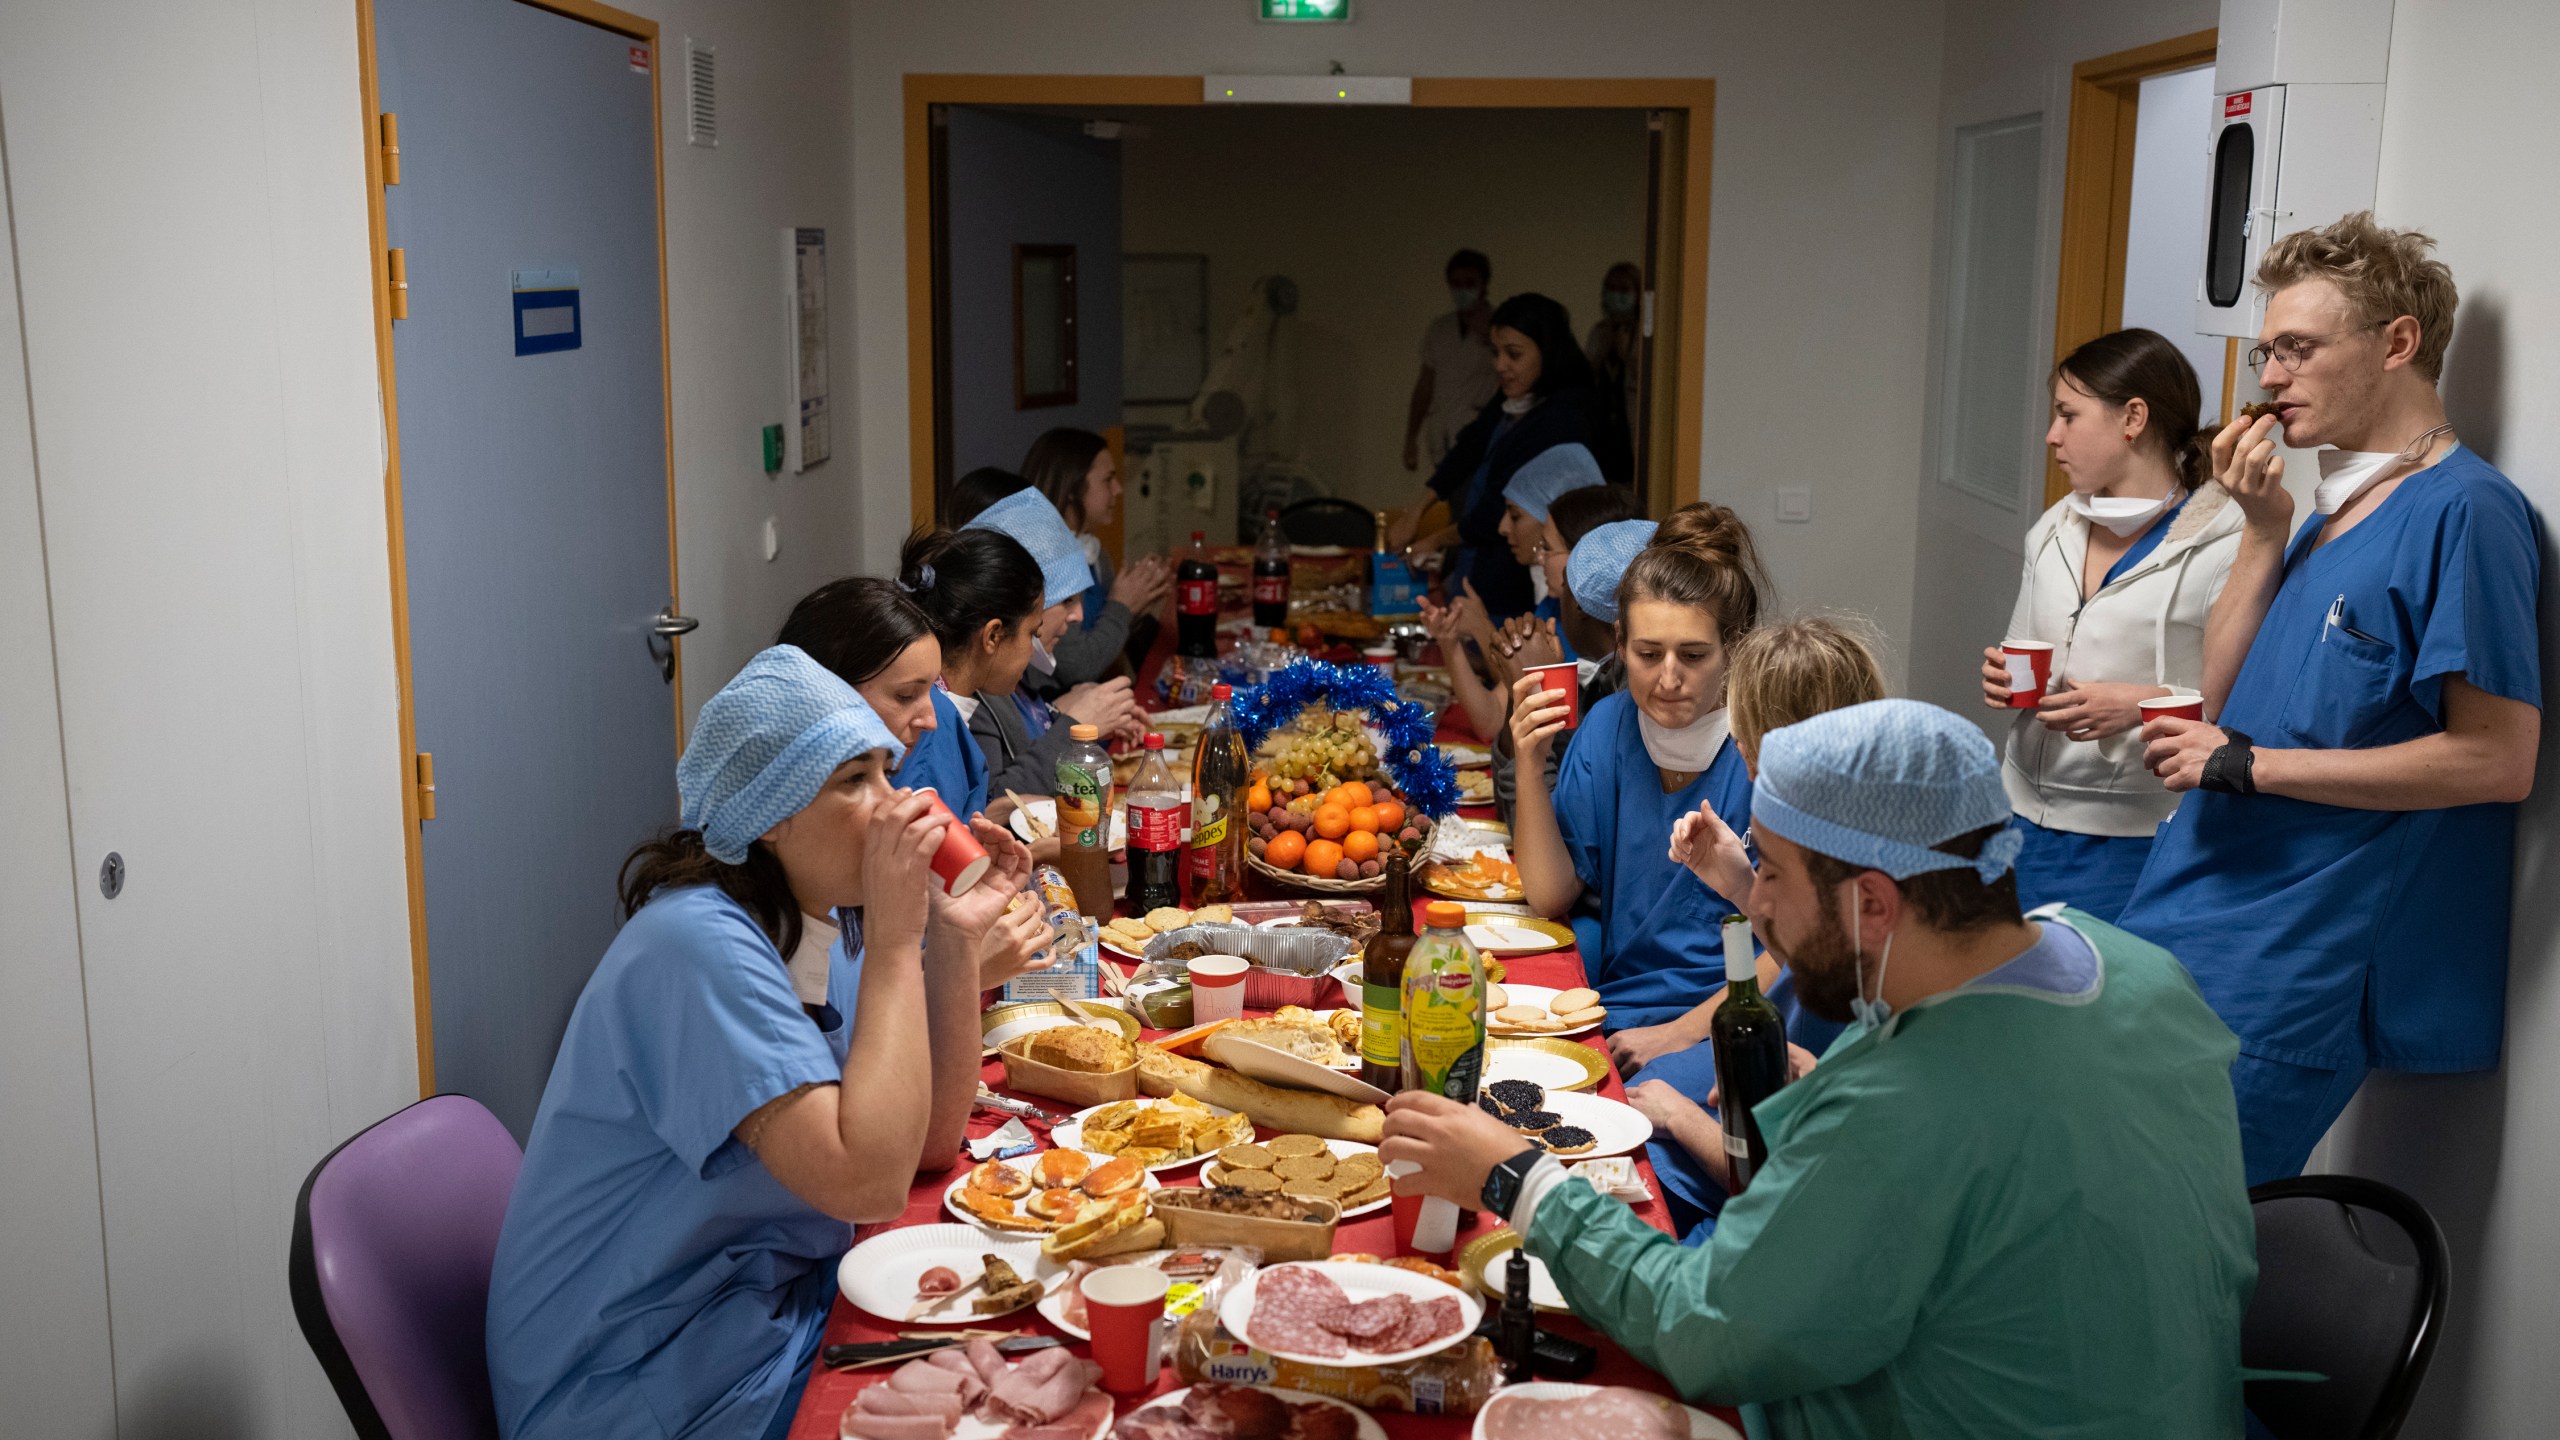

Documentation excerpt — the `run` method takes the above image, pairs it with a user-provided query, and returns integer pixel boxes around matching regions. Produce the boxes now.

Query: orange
[1312,805,1352,840]
[1303,838,1345,876]
[1247,783,1272,813]
[1342,830,1379,863]
[1264,830,1307,870]
[1371,800,1407,832]
[1327,780,1374,810]
[1348,805,1380,833]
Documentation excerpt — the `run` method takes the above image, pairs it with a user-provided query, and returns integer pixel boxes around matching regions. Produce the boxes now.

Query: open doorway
[904,77,1713,561]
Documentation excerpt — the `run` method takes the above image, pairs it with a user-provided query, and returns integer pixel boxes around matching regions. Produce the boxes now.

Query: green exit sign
[1260,0,1350,20]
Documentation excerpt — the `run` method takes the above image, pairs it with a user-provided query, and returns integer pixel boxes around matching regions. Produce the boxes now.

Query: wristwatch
[2199,727,2257,795]
[1480,1145,1546,1222]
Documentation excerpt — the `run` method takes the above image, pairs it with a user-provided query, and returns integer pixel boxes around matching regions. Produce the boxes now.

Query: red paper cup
[1081,1264,1170,1392]
[912,788,990,897]
[1362,646,1398,673]
[2139,695,2205,725]
[1999,642,2055,708]
[1386,1161,1461,1258]
[1526,662,1581,730]
[1188,954,1249,1022]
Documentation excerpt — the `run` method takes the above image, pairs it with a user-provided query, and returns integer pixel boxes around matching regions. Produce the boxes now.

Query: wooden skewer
[1005,789,1055,838]
[905,1271,989,1323]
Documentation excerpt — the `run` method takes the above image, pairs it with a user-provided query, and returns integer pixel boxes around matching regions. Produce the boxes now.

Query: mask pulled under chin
[2312,447,2403,515]
[1028,638,1058,675]
[2065,490,2173,537]
[1637,704,1730,772]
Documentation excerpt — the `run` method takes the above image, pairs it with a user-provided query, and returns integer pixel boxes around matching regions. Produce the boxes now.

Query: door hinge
[414,750,437,821]
[379,112,401,186]
[386,247,409,320]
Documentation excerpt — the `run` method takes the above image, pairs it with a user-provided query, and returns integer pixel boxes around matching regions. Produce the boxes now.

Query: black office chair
[1276,496,1377,549]
[2242,1174,2450,1440]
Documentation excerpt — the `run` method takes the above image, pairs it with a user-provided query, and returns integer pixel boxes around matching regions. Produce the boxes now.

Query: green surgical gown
[1529,910,2256,1438]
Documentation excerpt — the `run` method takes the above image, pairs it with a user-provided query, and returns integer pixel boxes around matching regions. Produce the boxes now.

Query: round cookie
[1496,1004,1549,1025]
[1216,1142,1276,1171]
[1273,1154,1337,1182]
[1550,987,1600,1014]
[1331,1154,1383,1188]
[1266,1133,1330,1160]
[1219,1167,1283,1193]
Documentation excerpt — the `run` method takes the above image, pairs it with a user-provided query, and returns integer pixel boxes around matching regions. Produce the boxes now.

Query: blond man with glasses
[2115,212,2542,1185]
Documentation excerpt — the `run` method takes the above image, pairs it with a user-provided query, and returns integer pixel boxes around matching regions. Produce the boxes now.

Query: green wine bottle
[1710,914,1791,1192]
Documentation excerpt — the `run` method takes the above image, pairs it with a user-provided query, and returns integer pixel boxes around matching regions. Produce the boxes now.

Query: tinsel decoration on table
[1231,659,1461,818]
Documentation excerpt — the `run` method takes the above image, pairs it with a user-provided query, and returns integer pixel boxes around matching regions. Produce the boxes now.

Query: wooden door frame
[903,75,1716,529]
[2046,28,2219,506]
[353,0,683,1093]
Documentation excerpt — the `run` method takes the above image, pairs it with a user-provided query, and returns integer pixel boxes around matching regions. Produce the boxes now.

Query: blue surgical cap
[1752,699,2023,882]
[1503,443,1606,523]
[1566,518,1657,623]
[678,645,905,864]
[966,489,1095,609]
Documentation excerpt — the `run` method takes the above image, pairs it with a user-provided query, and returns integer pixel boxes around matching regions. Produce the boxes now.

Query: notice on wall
[786,227,830,471]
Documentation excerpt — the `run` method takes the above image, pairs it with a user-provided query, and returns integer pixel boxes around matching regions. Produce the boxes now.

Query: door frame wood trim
[902,74,1715,527]
[2047,28,2217,507]
[354,0,684,1095]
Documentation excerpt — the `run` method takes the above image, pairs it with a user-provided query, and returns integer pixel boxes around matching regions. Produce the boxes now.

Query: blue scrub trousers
[2010,816,2153,923]
[1626,1040,1727,1244]
[2230,1047,2371,1186]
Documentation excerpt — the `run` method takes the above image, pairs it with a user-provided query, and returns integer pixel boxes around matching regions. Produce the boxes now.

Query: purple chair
[289,1094,523,1440]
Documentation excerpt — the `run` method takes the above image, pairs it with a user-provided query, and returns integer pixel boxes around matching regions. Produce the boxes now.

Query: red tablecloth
[787,940,1734,1438]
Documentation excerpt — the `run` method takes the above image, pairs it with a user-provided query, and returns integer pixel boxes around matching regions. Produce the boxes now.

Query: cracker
[1145,907,1192,932]
[1550,987,1600,1014]
[1192,904,1233,925]
[1273,1154,1337,1182]
[1345,1175,1393,1207]
[1331,1154,1383,1188]
[1496,1004,1549,1025]
[1216,1142,1276,1171]
[1485,983,1511,1011]
[1279,1179,1336,1201]
[1555,1005,1607,1027]
[1266,1134,1329,1160]
[1220,1167,1283,1193]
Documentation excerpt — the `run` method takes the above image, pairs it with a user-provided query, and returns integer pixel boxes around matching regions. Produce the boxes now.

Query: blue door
[378,0,677,1138]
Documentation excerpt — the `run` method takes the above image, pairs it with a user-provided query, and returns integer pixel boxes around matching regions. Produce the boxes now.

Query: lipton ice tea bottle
[1401,901,1486,1102]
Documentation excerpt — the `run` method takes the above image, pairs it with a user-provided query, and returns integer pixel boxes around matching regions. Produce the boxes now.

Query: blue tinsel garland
[1232,659,1461,818]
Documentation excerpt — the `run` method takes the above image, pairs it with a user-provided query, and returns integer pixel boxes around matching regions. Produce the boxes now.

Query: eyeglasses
[2245,321,2386,373]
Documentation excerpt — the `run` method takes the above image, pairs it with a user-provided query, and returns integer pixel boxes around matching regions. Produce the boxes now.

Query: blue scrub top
[2118,447,2540,1072]
[900,688,991,820]
[1532,595,1579,662]
[1551,691,1750,1027]
[487,886,857,1439]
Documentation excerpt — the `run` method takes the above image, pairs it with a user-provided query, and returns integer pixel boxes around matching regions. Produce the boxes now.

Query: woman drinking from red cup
[1983,329,2242,920]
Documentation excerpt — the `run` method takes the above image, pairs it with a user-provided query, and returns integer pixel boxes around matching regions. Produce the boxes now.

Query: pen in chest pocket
[2324,594,2386,646]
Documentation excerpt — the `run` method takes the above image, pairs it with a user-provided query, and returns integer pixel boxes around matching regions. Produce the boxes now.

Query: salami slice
[1323,1291,1412,1341]
[1382,1294,1465,1352]
[1246,1266,1353,1358]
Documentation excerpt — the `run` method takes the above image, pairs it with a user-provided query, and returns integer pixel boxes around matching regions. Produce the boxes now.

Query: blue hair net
[1752,699,2022,882]
[1502,442,1606,523]
[678,645,905,864]
[966,489,1095,609]
[1565,518,1657,623]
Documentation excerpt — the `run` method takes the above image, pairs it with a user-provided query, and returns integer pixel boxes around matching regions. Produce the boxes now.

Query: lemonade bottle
[1400,901,1486,1101]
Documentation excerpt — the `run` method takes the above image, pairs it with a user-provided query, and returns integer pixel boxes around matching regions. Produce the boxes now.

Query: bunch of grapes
[1265,709,1377,793]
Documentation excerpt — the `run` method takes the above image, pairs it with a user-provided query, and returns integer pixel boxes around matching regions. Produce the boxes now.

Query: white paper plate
[1152,705,1213,726]
[941,1152,1163,1237]
[1439,743,1493,769]
[1049,1098,1239,1173]
[1482,1044,1606,1093]
[1506,1088,1652,1160]
[1221,1261,1483,1366]
[1009,799,1129,851]
[1485,983,1601,1040]
[1135,1388,1389,1440]
[1462,920,1570,957]
[1473,1384,1740,1440]
[1203,1033,1391,1106]
[838,1222,1059,1325]
[1201,1137,1390,1219]
[982,1011,1130,1054]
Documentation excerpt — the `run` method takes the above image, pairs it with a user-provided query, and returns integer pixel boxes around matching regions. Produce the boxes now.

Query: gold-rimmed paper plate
[979,999,1139,1057]
[1460,912,1572,956]
[1484,1036,1609,1092]
[1456,1228,1570,1314]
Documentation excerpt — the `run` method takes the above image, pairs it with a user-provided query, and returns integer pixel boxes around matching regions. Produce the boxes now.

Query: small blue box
[1369,554,1423,616]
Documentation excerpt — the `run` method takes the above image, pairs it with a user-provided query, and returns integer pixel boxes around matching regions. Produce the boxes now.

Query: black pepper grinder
[1497,1250,1536,1383]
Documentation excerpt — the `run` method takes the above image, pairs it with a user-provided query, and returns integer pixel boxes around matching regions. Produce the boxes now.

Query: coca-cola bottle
[1177,530,1220,659]
[1125,733,1185,916]
[1252,509,1292,628]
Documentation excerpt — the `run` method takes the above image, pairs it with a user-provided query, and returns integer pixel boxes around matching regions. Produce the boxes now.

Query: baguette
[1135,1044,1384,1143]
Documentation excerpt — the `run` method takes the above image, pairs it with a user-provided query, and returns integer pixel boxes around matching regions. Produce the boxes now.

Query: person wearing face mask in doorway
[1403,248,1500,475]
[1380,699,2257,1440]
[1980,328,2242,921]
[2115,213,2541,1187]
[1582,260,1644,482]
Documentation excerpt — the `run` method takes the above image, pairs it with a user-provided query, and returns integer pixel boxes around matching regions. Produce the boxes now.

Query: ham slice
[926,1348,989,1407]
[1005,1388,1113,1440]
[888,1363,966,1397]
[847,1410,959,1440]
[985,1346,1103,1425]
[965,1337,1010,1387]
[1480,1388,1689,1440]
[857,1388,964,1425]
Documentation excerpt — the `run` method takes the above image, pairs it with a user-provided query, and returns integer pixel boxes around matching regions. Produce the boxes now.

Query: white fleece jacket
[2001,483,2243,836]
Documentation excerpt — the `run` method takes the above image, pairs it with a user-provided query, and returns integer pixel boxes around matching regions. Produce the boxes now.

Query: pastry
[1538,1125,1598,1156]
[1486,1080,1546,1114]
[1503,1109,1562,1133]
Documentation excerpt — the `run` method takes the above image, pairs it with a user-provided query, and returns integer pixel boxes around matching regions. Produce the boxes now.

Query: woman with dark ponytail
[1983,328,2241,919]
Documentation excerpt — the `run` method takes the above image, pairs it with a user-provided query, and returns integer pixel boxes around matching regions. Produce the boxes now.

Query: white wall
[840,0,1951,678]
[1908,0,2221,728]
[0,3,419,1432]
[652,0,867,716]
[2313,3,2560,1433]
[1119,104,1649,515]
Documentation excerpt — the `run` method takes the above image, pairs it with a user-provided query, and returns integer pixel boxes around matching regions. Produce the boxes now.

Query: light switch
[1776,487,1812,523]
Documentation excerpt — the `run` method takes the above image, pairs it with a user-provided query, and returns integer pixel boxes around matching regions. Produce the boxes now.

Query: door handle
[648,604,697,683]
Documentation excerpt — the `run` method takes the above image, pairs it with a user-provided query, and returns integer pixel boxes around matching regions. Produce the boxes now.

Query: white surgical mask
[1574,657,1603,687]
[2313,424,2456,515]
[1844,880,1895,1035]
[2065,491,2173,537]
[1449,287,1482,311]
[1638,705,1730,772]
[1028,638,1058,675]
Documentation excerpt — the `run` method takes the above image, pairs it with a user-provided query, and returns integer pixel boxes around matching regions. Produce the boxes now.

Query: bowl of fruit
[1244,711,1435,893]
